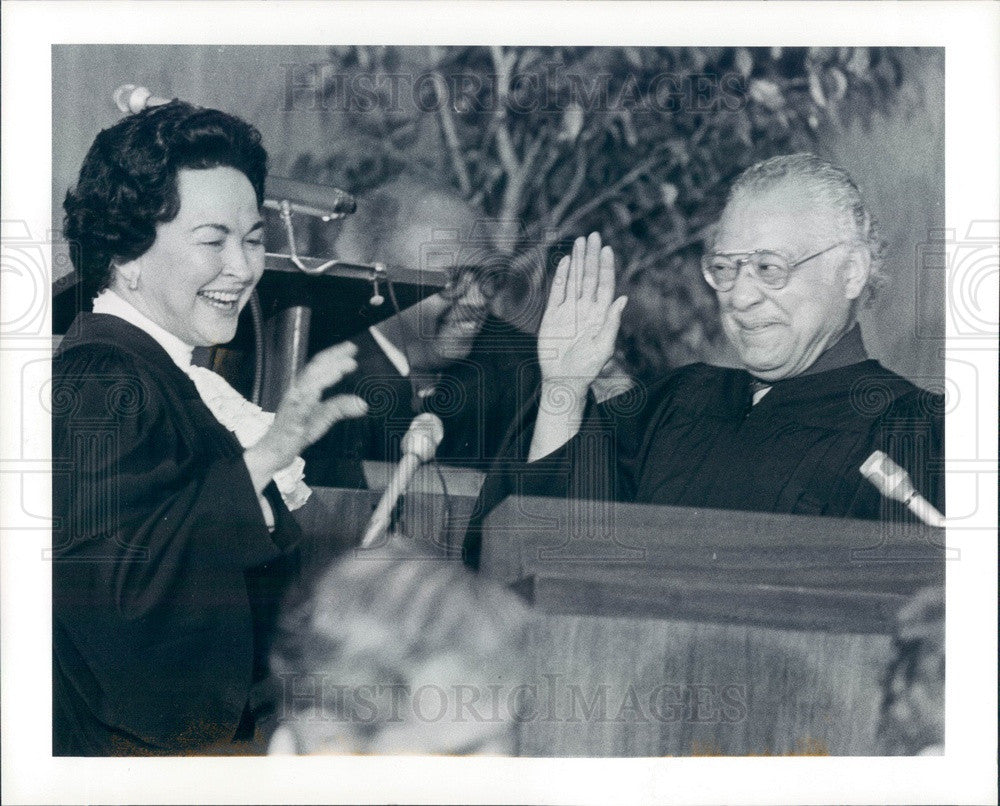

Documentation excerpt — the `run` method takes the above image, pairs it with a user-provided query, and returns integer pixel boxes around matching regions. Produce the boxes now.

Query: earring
[127,274,139,291]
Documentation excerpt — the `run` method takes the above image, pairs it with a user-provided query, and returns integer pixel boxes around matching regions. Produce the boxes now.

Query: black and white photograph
[1,2,997,804]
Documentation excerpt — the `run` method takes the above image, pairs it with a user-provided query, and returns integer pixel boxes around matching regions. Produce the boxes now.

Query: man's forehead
[715,181,843,253]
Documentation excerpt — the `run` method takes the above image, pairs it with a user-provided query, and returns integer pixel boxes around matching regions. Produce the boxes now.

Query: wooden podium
[290,484,943,756]
[290,479,480,575]
[481,495,944,756]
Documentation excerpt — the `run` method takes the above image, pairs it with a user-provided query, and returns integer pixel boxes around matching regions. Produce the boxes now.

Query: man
[304,175,542,486]
[465,153,944,568]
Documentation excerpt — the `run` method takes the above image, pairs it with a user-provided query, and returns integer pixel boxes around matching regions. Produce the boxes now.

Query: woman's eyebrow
[191,220,265,235]
[191,223,230,234]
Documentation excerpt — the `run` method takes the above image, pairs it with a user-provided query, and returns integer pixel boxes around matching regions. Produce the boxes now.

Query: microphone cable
[383,273,455,555]
[248,289,265,406]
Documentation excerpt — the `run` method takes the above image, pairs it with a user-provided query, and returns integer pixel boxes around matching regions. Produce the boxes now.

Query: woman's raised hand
[244,342,368,493]
[537,232,628,393]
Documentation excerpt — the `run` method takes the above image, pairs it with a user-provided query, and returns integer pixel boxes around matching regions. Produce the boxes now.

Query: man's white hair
[724,152,888,306]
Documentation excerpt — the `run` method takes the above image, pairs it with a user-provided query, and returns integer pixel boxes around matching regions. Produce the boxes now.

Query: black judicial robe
[52,313,301,755]
[301,327,404,488]
[464,353,944,568]
[415,315,541,464]
[303,315,541,485]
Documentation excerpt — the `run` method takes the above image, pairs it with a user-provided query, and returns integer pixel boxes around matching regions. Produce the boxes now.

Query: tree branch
[428,46,472,196]
[544,145,671,243]
[631,221,716,274]
[489,45,551,253]
[495,141,543,253]
[548,149,589,230]
[489,45,521,176]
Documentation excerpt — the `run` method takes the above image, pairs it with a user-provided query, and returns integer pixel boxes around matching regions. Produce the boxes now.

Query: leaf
[734,48,754,79]
[624,47,644,69]
[809,70,826,108]
[749,79,784,110]
[808,46,836,63]
[558,102,585,142]
[611,200,632,227]
[660,182,679,208]
[827,67,848,103]
[617,110,639,148]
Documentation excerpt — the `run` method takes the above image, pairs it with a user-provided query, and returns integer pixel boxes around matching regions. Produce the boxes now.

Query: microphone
[113,84,172,114]
[264,175,357,219]
[860,450,945,528]
[360,413,445,547]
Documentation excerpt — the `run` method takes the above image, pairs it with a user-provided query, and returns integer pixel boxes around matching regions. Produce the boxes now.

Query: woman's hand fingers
[305,395,368,444]
[297,342,359,394]
[266,342,367,459]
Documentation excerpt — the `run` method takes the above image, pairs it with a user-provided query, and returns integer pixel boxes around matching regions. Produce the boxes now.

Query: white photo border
[2,2,997,804]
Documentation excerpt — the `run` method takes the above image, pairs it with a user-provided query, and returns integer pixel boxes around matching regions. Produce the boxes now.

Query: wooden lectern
[290,480,480,577]
[481,495,944,756]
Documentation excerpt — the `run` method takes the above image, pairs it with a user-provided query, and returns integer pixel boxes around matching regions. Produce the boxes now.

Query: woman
[53,101,367,754]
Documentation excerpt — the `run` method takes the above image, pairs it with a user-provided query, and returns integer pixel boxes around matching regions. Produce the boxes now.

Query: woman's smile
[196,287,245,313]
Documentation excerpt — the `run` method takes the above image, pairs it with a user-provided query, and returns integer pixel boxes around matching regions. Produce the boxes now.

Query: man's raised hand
[527,232,627,462]
[537,232,628,393]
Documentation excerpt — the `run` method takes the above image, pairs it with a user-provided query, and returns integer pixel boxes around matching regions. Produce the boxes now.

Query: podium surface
[291,487,943,756]
[482,495,944,756]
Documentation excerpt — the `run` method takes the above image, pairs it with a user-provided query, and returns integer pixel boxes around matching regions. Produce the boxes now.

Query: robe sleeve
[462,375,667,569]
[53,347,288,598]
[52,344,296,752]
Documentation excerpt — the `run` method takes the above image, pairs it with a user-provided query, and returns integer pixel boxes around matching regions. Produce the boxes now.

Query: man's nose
[725,263,765,309]
[459,278,488,313]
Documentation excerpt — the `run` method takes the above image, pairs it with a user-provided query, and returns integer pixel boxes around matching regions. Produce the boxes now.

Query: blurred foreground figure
[880,585,945,755]
[268,540,529,755]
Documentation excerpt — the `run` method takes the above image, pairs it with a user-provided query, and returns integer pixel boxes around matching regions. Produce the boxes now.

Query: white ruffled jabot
[92,290,312,519]
[183,364,311,510]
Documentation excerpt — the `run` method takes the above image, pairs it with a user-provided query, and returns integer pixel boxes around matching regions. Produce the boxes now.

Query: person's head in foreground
[268,540,530,755]
[704,152,886,381]
[63,100,269,346]
[879,585,945,755]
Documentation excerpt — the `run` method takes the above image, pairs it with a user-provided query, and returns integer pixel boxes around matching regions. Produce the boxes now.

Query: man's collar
[748,323,868,387]
[801,323,868,376]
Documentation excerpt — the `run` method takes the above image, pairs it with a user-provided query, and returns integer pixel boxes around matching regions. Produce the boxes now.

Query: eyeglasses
[700,241,849,292]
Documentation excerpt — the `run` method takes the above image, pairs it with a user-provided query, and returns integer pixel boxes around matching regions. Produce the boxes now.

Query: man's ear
[840,246,871,301]
[267,724,298,755]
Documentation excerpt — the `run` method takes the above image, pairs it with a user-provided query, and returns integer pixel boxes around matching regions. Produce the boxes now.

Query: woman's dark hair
[63,100,269,297]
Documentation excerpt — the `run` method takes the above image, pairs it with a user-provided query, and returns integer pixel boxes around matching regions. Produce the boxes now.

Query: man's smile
[732,318,785,334]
